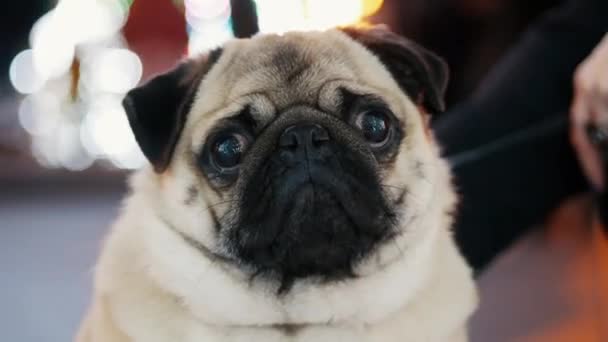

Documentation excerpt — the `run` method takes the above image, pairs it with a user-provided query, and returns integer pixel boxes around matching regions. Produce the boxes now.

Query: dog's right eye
[211,133,249,169]
[355,110,391,145]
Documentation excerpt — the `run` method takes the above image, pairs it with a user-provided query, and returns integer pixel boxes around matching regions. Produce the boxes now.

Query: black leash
[446,115,569,169]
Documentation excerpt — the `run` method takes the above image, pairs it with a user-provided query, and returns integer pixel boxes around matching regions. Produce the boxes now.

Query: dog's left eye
[211,133,249,169]
[355,110,391,146]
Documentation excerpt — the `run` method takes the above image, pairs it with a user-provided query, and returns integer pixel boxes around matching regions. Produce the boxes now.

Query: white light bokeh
[306,0,363,30]
[185,0,231,22]
[29,115,95,171]
[185,0,234,56]
[31,135,61,169]
[81,97,146,169]
[188,22,234,55]
[10,0,142,171]
[18,93,61,136]
[30,9,76,80]
[55,0,127,44]
[57,122,95,171]
[255,0,307,34]
[81,48,143,94]
[108,143,148,170]
[9,50,46,94]
[256,0,364,33]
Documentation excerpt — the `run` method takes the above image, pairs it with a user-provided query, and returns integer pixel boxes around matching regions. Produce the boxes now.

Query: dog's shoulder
[79,169,194,341]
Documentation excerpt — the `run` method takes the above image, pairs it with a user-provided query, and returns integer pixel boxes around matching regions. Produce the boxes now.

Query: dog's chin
[230,178,394,293]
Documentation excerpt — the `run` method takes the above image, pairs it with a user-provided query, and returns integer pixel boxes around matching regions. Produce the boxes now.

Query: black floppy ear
[122,49,223,173]
[340,25,449,114]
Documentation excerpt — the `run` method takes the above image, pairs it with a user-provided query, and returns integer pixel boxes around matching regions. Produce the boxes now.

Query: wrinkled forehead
[188,29,407,129]
[222,31,359,105]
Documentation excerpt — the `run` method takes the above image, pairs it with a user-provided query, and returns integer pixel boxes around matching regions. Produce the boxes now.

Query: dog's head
[123,26,449,293]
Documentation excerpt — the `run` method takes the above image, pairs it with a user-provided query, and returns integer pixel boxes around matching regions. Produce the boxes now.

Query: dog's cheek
[384,124,436,218]
[156,159,222,248]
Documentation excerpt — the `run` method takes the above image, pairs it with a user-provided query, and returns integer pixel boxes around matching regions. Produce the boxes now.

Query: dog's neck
[98,204,475,341]
[140,207,441,326]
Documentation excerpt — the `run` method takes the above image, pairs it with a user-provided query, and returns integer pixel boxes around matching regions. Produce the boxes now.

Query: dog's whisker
[380,183,406,189]
[203,199,238,211]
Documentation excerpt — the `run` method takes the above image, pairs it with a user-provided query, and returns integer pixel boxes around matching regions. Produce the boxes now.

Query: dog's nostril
[279,131,299,149]
[311,125,330,146]
[279,124,330,151]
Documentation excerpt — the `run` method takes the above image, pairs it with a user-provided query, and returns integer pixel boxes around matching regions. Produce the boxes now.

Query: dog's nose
[279,124,330,156]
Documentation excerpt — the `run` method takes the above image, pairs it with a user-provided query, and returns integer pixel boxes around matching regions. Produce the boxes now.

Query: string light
[185,0,234,56]
[9,50,45,94]
[9,0,385,171]
[185,0,231,22]
[30,9,76,80]
[255,0,384,33]
[18,93,61,136]
[362,0,384,17]
[188,21,234,55]
[54,0,128,44]
[9,0,141,171]
[304,0,363,30]
[255,0,307,34]
[80,48,143,94]
[56,121,95,171]
[81,96,146,169]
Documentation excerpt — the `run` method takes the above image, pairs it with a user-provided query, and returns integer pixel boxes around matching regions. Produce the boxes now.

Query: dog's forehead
[217,32,383,104]
[223,31,360,106]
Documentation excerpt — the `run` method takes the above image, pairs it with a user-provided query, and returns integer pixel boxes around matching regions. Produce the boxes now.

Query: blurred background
[1,0,606,341]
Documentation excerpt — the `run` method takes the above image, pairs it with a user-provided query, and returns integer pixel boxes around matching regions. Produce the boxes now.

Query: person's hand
[571,33,608,190]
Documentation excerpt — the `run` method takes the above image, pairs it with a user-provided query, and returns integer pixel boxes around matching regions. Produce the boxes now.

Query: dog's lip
[283,180,341,208]
[280,165,346,194]
[292,181,333,197]
[278,170,387,229]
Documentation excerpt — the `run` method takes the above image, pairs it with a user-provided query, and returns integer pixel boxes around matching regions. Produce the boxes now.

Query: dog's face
[123,26,449,293]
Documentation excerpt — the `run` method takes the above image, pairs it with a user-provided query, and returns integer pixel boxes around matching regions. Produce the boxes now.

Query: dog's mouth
[228,164,395,292]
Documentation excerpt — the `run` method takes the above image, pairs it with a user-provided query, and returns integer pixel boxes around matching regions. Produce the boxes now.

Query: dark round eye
[356,110,391,145]
[212,133,247,169]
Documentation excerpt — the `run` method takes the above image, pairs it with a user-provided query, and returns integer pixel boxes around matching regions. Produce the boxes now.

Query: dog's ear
[122,48,223,173]
[340,25,449,114]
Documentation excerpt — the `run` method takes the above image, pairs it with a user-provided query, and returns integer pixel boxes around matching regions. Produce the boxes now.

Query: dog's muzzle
[227,109,395,291]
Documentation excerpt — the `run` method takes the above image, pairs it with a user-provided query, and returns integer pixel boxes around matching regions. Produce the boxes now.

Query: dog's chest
[117,293,470,342]
[148,316,467,342]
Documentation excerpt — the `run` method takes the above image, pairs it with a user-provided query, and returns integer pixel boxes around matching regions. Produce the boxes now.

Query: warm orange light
[361,0,383,17]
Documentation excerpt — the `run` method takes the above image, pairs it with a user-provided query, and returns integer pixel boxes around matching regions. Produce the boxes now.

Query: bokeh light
[18,93,61,136]
[55,0,128,44]
[185,0,234,56]
[255,0,384,33]
[56,122,95,171]
[255,0,307,34]
[30,9,76,80]
[185,0,231,22]
[9,0,140,171]
[9,50,45,94]
[188,21,234,55]
[305,0,363,30]
[9,0,385,171]
[362,0,384,17]
[81,48,143,94]
[81,96,146,169]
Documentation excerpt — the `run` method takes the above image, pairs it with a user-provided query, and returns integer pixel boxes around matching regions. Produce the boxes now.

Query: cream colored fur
[77,29,477,342]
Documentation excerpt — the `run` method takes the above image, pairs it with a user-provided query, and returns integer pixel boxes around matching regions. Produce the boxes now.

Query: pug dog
[76,25,477,342]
